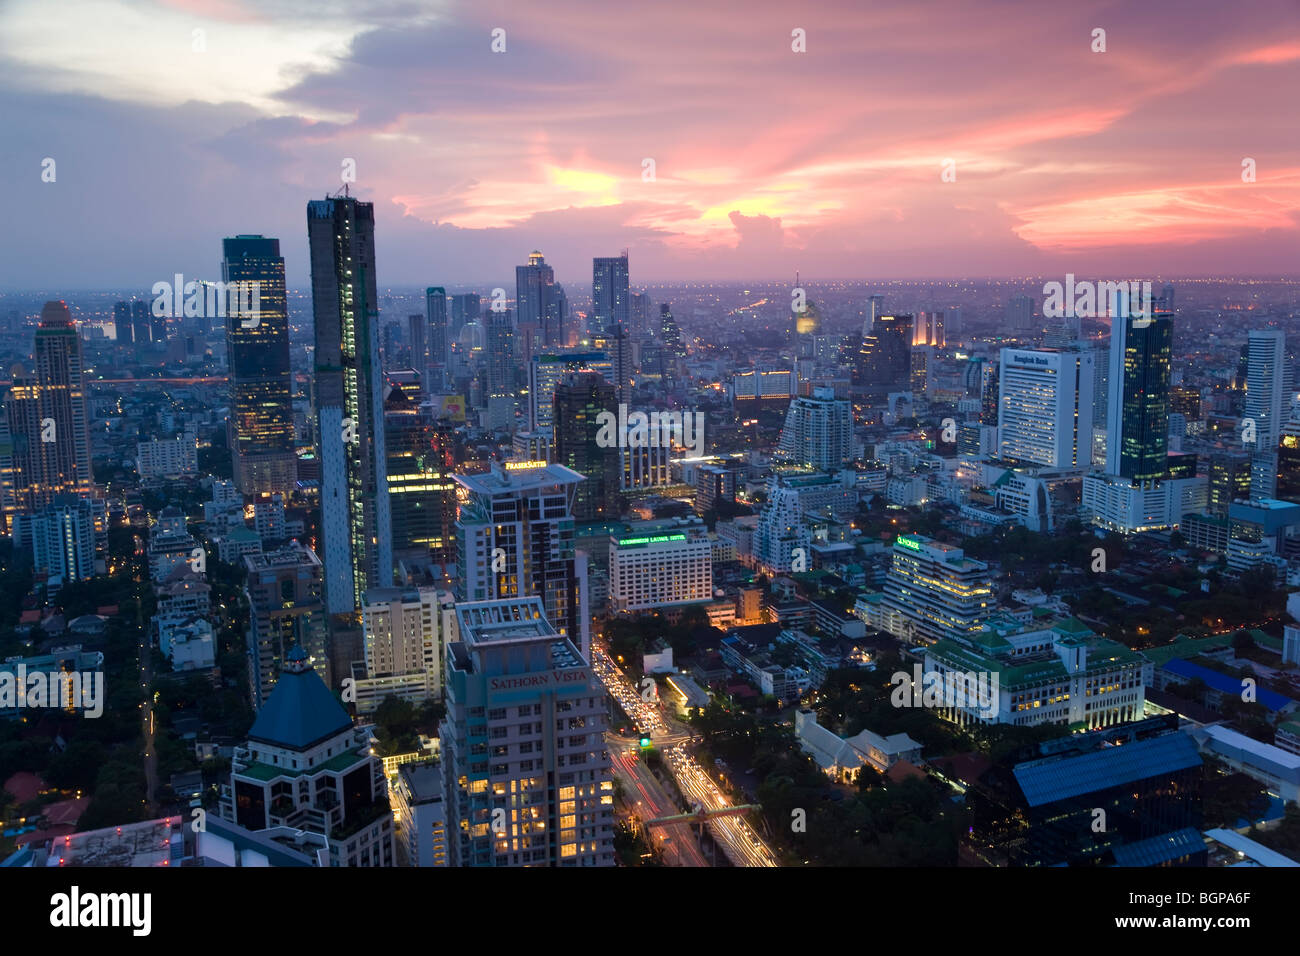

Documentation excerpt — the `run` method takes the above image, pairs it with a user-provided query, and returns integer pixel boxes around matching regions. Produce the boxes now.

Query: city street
[592,646,778,867]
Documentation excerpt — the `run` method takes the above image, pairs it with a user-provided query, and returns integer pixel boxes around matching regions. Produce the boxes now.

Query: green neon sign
[896,536,922,552]
[616,533,688,546]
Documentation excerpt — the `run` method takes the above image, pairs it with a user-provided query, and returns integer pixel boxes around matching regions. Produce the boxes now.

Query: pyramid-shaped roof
[247,648,353,751]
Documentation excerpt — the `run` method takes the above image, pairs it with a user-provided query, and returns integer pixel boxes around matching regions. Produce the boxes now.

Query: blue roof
[247,656,353,751]
[1014,733,1202,807]
[1162,658,1294,712]
[1112,827,1205,867]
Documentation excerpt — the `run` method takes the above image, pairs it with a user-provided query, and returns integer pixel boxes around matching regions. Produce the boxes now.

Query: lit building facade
[223,235,296,495]
[440,597,615,867]
[881,534,994,645]
[308,196,393,614]
[608,520,712,613]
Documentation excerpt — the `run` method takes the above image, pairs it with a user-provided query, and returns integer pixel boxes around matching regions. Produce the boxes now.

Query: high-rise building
[483,309,516,404]
[384,383,458,566]
[450,293,480,341]
[998,348,1095,469]
[439,597,615,867]
[1245,330,1288,450]
[1105,307,1173,483]
[658,304,685,374]
[1006,294,1035,334]
[425,287,448,384]
[775,386,852,472]
[588,327,633,405]
[552,372,620,522]
[516,251,565,348]
[853,313,913,398]
[592,254,629,334]
[244,544,329,709]
[630,291,649,335]
[409,313,426,379]
[223,235,296,495]
[455,461,588,658]
[112,301,131,344]
[28,495,98,594]
[5,301,93,515]
[881,534,994,645]
[308,196,393,613]
[914,310,945,348]
[1207,452,1252,516]
[529,351,613,432]
[131,300,151,346]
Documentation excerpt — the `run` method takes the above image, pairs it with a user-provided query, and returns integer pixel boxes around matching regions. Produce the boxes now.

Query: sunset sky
[3,0,1298,288]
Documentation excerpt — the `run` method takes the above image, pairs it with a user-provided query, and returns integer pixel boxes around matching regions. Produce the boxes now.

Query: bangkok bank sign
[489,668,590,692]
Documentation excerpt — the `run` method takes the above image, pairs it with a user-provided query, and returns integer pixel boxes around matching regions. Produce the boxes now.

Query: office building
[424,287,449,387]
[483,309,515,404]
[516,251,565,348]
[223,235,296,495]
[220,646,395,867]
[439,597,615,867]
[455,461,588,658]
[308,197,393,613]
[1245,330,1289,497]
[244,544,329,709]
[997,348,1095,469]
[881,534,994,645]
[1005,294,1034,333]
[552,372,620,522]
[591,254,629,334]
[775,386,853,471]
[608,520,712,613]
[1105,306,1173,483]
[384,384,457,566]
[5,301,92,515]
[853,313,913,398]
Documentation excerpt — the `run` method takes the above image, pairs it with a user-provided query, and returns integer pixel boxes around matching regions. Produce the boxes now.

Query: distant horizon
[5,273,1300,297]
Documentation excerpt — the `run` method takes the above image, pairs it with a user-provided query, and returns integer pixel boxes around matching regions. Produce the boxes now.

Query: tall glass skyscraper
[853,313,913,398]
[424,286,448,383]
[222,235,296,495]
[5,301,93,516]
[308,196,393,614]
[1105,309,1173,483]
[591,254,629,334]
[516,251,565,347]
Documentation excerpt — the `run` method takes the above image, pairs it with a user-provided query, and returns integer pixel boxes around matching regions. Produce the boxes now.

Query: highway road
[608,748,710,867]
[592,647,778,867]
